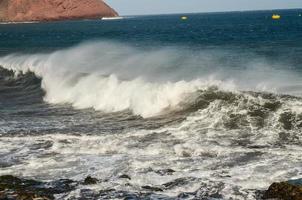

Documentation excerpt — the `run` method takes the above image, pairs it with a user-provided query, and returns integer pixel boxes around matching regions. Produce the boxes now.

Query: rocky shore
[0,175,301,199]
[0,175,76,200]
[263,179,302,200]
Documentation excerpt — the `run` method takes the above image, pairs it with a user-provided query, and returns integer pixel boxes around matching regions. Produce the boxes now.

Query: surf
[0,41,301,118]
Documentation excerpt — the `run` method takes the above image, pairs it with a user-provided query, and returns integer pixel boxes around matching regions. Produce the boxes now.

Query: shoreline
[0,16,124,25]
[0,21,39,24]
[0,175,301,199]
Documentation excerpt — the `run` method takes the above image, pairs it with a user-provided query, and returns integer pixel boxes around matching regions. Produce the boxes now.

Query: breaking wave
[0,41,301,118]
[1,41,302,200]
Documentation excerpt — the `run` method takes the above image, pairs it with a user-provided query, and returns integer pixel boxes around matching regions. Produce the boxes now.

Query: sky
[105,0,302,16]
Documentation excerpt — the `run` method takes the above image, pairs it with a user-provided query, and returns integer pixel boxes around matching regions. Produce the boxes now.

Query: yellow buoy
[181,16,188,20]
[272,14,281,20]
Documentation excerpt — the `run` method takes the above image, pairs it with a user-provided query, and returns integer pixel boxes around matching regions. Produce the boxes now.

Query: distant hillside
[0,0,8,21]
[0,0,118,22]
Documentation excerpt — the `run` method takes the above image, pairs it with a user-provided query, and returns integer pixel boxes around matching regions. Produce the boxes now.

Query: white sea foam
[102,17,124,20]
[0,41,301,118]
[0,94,301,198]
[0,71,301,199]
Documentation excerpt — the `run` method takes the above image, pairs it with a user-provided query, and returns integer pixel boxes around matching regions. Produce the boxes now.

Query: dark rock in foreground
[83,176,99,185]
[263,179,302,200]
[154,169,176,176]
[0,175,77,200]
[141,185,164,192]
[0,175,263,199]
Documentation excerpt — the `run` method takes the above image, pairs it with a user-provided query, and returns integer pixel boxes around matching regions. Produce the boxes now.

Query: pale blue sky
[105,0,302,16]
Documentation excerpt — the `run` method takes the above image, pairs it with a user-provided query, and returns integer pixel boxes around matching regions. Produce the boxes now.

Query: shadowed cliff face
[0,0,118,22]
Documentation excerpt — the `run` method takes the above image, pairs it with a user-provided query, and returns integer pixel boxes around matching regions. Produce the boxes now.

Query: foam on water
[0,41,301,118]
[0,41,302,199]
[0,86,301,199]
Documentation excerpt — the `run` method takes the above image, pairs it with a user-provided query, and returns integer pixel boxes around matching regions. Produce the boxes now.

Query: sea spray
[1,10,302,199]
[0,41,301,117]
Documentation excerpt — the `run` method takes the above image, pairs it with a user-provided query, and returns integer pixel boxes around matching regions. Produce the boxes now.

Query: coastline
[0,175,301,199]
[0,16,124,24]
[0,21,39,25]
[0,0,118,24]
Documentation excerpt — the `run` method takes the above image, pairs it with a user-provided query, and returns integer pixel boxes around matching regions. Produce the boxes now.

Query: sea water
[0,9,302,199]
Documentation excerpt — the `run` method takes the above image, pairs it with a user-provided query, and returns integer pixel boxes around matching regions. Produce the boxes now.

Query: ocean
[0,9,302,199]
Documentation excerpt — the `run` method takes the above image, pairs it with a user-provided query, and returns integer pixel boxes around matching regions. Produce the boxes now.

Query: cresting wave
[0,41,301,118]
[0,66,231,118]
[1,41,302,199]
[0,79,302,199]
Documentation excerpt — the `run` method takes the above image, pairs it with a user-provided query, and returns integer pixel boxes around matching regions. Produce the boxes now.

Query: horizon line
[117,7,302,17]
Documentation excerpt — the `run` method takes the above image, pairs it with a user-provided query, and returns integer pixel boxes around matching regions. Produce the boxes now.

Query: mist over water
[0,10,302,200]
[1,41,301,117]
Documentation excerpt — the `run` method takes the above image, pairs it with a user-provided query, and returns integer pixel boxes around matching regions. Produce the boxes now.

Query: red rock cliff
[0,0,118,22]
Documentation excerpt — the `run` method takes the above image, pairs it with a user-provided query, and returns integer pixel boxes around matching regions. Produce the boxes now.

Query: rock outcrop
[0,0,118,22]
[263,179,302,200]
[0,175,77,200]
[83,176,99,185]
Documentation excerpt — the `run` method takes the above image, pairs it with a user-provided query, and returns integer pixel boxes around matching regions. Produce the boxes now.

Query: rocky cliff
[0,0,118,22]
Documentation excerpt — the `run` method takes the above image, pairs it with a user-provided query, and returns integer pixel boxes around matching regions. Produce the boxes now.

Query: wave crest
[0,41,301,117]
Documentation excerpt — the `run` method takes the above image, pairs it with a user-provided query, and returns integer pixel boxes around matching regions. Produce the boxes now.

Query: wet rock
[29,141,53,151]
[78,189,100,200]
[46,179,77,194]
[0,175,41,189]
[0,190,4,199]
[154,169,175,176]
[0,188,52,200]
[0,175,77,200]
[263,181,302,200]
[83,176,98,185]
[194,182,224,200]
[118,174,131,180]
[99,189,116,193]
[162,177,196,189]
[174,181,224,200]
[141,185,164,192]
[177,192,197,199]
[98,189,141,200]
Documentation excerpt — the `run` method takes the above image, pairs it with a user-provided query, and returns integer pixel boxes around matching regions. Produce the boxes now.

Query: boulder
[263,180,302,200]
[83,176,98,185]
[0,175,77,200]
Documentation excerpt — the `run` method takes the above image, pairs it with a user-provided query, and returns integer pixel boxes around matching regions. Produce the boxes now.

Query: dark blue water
[0,10,301,53]
[1,9,302,73]
[0,10,302,200]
